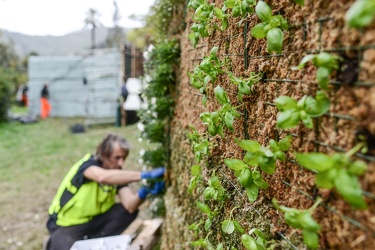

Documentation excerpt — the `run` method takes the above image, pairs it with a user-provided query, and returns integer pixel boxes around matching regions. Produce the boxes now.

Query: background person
[45,133,165,250]
[40,83,51,119]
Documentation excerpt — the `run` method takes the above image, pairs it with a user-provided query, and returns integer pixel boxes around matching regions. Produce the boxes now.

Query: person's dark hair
[95,134,130,160]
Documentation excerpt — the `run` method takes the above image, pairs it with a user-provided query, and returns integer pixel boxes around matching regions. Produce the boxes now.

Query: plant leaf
[235,138,261,152]
[246,182,259,202]
[241,234,258,250]
[295,153,335,172]
[255,1,273,23]
[251,23,268,38]
[224,158,248,171]
[222,220,235,234]
[266,28,283,53]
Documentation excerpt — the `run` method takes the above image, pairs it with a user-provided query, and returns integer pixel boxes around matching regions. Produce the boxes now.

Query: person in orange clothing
[21,85,28,107]
[40,83,51,119]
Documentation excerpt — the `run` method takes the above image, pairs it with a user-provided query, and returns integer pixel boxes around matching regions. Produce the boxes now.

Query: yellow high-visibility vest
[48,153,117,226]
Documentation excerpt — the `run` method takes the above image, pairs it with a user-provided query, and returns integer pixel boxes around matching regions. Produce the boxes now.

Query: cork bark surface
[162,0,375,249]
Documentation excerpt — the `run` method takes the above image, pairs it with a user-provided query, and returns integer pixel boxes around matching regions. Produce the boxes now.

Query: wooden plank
[122,218,144,236]
[128,218,163,250]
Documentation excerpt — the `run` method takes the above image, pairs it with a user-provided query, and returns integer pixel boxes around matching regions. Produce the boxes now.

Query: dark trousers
[46,203,138,250]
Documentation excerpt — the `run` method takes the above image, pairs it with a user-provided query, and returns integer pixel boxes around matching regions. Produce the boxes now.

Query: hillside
[0,27,129,56]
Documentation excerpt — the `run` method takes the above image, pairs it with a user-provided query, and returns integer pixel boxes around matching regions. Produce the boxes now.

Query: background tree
[84,8,102,50]
[105,0,125,49]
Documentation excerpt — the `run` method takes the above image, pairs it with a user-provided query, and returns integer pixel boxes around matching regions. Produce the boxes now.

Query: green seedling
[345,0,375,28]
[292,52,341,89]
[294,0,304,5]
[221,207,245,234]
[187,125,211,162]
[275,91,330,129]
[189,47,230,105]
[196,201,219,232]
[251,1,288,53]
[241,228,268,250]
[224,0,256,25]
[200,86,241,136]
[188,0,229,47]
[228,72,263,101]
[273,198,322,250]
[295,143,368,209]
[224,135,292,201]
[204,171,227,202]
[188,164,203,194]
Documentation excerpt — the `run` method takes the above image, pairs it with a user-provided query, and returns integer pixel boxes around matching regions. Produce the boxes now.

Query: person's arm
[83,166,165,186]
[83,166,142,185]
[117,186,143,213]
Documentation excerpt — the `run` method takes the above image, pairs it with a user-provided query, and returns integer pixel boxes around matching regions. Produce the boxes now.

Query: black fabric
[46,204,138,250]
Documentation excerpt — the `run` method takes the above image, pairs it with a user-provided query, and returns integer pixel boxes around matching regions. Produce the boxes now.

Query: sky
[0,0,155,36]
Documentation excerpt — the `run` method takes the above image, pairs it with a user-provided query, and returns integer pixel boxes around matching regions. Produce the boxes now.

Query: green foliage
[204,172,227,202]
[295,144,368,209]
[0,68,15,122]
[188,0,229,47]
[345,0,375,28]
[142,120,166,143]
[141,146,167,167]
[189,47,230,104]
[144,0,186,41]
[251,1,288,53]
[200,86,241,136]
[273,198,322,249]
[228,71,263,101]
[187,125,212,162]
[241,228,268,250]
[188,164,203,194]
[275,91,330,129]
[292,52,341,89]
[221,207,244,235]
[224,0,256,23]
[224,136,292,201]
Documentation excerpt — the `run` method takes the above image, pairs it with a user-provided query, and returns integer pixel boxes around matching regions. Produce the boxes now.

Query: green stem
[345,143,364,158]
[229,206,240,220]
[308,197,322,213]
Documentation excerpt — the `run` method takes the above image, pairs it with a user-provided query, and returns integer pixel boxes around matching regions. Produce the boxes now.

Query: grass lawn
[0,116,145,249]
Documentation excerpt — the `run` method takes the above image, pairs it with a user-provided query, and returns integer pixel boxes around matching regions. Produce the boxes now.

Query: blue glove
[138,187,149,199]
[149,181,165,195]
[137,181,165,199]
[141,167,165,179]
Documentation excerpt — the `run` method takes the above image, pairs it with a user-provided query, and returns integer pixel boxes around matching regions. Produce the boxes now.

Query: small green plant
[196,201,219,232]
[142,120,166,143]
[345,0,375,28]
[188,164,203,194]
[273,198,322,250]
[295,143,368,209]
[189,47,230,105]
[224,0,256,22]
[275,91,330,129]
[221,207,245,234]
[204,172,227,202]
[224,136,292,201]
[251,1,288,53]
[228,71,263,101]
[187,125,212,162]
[292,52,341,89]
[200,86,241,136]
[241,228,268,250]
[188,0,229,47]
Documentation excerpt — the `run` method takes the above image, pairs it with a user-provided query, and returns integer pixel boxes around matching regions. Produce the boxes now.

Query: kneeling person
[46,134,165,250]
